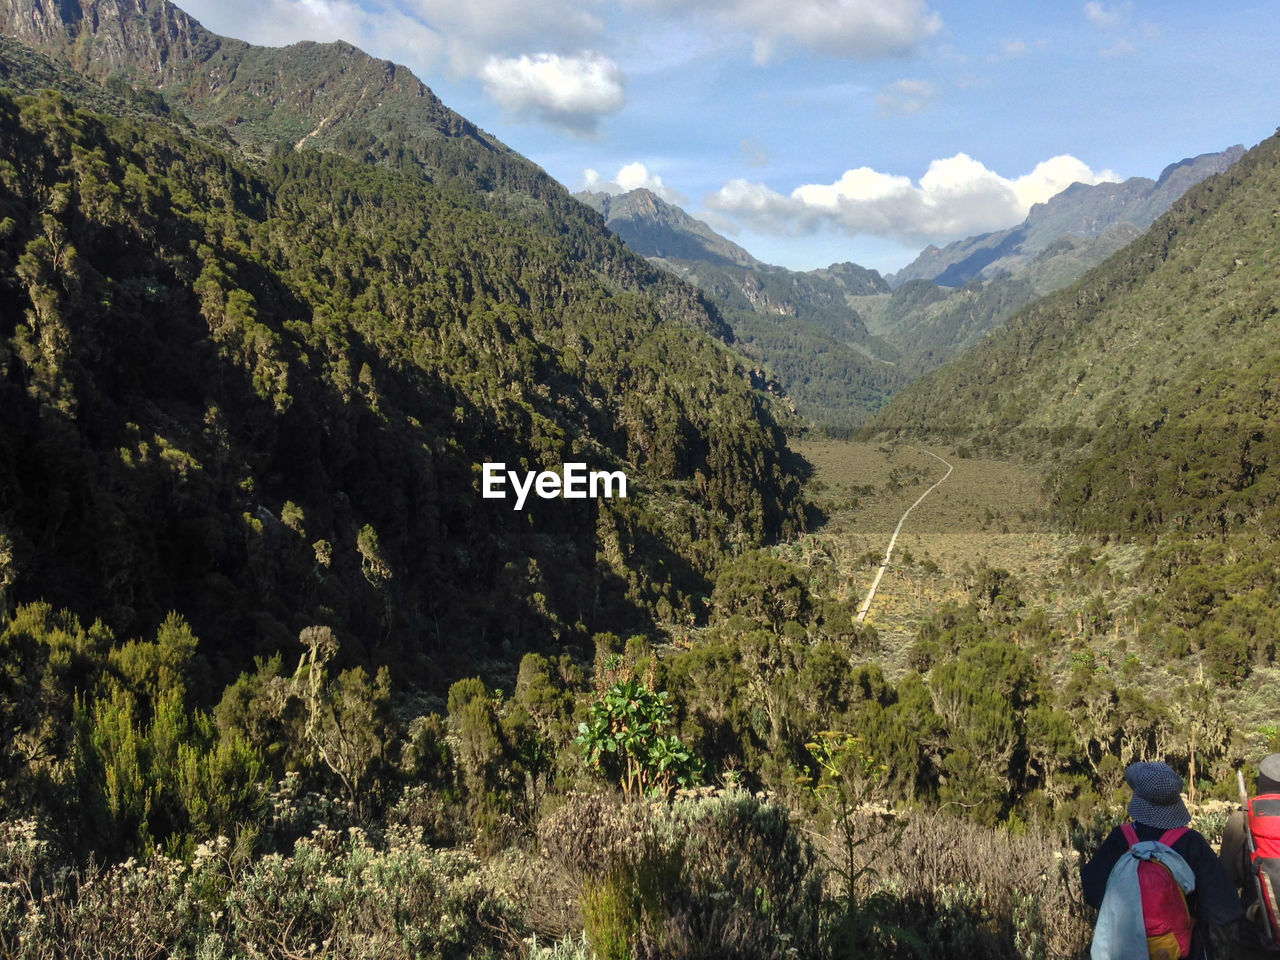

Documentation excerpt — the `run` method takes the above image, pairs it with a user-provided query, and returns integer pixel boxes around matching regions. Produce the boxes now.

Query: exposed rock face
[1,0,229,81]
[886,145,1247,288]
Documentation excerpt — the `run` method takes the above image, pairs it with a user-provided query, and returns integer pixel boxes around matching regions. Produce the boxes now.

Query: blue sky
[175,0,1280,274]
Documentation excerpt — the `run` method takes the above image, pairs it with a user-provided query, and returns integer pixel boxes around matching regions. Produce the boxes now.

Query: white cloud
[1083,1,1132,29]
[482,52,625,133]
[1012,155,1120,208]
[730,0,942,64]
[176,0,447,65]
[876,78,935,116]
[177,0,622,130]
[707,153,1121,244]
[582,162,687,204]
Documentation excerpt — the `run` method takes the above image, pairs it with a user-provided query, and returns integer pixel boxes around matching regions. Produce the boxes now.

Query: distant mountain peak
[1156,146,1244,186]
[577,186,762,269]
[887,145,1246,289]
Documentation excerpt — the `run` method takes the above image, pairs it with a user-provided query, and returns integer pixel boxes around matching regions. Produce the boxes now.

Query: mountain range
[886,146,1246,289]
[869,126,1280,539]
[577,145,1245,420]
[0,0,805,686]
[578,186,903,433]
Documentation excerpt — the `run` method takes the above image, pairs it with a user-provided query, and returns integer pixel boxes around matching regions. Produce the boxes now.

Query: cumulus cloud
[482,52,625,133]
[876,78,935,116]
[582,162,687,204]
[707,153,1121,244]
[729,0,942,64]
[178,0,624,131]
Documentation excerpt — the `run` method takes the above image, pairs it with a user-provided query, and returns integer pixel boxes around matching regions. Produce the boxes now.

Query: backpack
[1120,823,1194,960]
[1247,794,1280,949]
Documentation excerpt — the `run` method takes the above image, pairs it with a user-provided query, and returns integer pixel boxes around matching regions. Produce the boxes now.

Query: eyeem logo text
[482,462,628,510]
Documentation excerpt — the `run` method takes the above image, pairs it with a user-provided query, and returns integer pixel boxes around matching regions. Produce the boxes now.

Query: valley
[789,440,1072,668]
[1,2,1278,957]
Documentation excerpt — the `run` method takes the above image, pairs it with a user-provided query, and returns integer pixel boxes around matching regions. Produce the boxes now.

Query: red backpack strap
[1159,827,1190,846]
[1121,823,1140,846]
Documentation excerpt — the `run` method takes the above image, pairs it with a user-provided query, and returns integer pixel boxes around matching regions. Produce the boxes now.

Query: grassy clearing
[793,439,1073,668]
[790,439,1280,760]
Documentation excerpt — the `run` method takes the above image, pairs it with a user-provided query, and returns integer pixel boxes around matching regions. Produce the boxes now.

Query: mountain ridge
[867,126,1280,537]
[577,184,906,431]
[886,146,1246,289]
[0,7,806,682]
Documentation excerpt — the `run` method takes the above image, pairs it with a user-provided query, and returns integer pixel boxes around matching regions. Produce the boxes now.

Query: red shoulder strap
[1120,824,1188,847]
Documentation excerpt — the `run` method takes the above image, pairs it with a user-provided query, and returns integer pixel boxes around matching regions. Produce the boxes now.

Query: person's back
[1082,761,1242,960]
[1221,754,1280,958]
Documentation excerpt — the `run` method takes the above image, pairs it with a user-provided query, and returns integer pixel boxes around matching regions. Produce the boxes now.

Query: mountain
[848,147,1245,380]
[868,127,1280,539]
[0,5,807,689]
[578,186,904,433]
[580,188,761,269]
[887,147,1245,289]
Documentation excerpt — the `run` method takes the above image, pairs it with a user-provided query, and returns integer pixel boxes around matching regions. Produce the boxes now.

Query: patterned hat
[1125,761,1191,830]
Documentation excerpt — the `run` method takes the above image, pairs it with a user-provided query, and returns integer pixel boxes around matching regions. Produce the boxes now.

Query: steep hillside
[579,186,905,432]
[868,128,1280,538]
[853,226,1140,378]
[0,30,804,688]
[0,0,586,220]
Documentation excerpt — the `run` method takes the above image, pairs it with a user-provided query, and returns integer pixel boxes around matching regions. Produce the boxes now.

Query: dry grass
[793,439,1077,672]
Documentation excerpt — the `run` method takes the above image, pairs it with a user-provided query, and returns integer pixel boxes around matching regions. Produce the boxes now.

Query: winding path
[855,449,954,624]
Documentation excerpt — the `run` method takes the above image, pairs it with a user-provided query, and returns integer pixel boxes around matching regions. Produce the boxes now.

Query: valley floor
[793,439,1071,670]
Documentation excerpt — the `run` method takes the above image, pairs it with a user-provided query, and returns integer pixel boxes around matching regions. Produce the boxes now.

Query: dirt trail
[855,449,954,623]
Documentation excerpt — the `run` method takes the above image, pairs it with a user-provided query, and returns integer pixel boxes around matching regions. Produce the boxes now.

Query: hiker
[1082,761,1243,959]
[1219,753,1280,957]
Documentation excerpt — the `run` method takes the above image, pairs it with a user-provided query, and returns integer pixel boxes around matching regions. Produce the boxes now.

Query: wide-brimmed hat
[1125,761,1191,830]
[1259,754,1280,795]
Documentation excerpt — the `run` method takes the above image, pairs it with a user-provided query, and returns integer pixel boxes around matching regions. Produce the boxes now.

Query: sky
[173,0,1280,274]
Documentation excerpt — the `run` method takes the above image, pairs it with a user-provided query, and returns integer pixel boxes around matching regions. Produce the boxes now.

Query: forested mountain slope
[0,32,804,690]
[856,146,1245,379]
[868,127,1280,538]
[579,186,906,432]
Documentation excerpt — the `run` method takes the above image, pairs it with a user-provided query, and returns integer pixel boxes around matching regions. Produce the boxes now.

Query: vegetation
[0,82,806,689]
[2,7,1279,958]
[578,187,906,433]
[869,127,1280,541]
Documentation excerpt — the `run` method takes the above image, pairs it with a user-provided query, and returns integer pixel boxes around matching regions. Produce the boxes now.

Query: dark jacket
[1082,821,1243,960]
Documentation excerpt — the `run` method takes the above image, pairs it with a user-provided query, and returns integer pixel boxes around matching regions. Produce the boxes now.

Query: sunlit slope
[869,128,1280,536]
